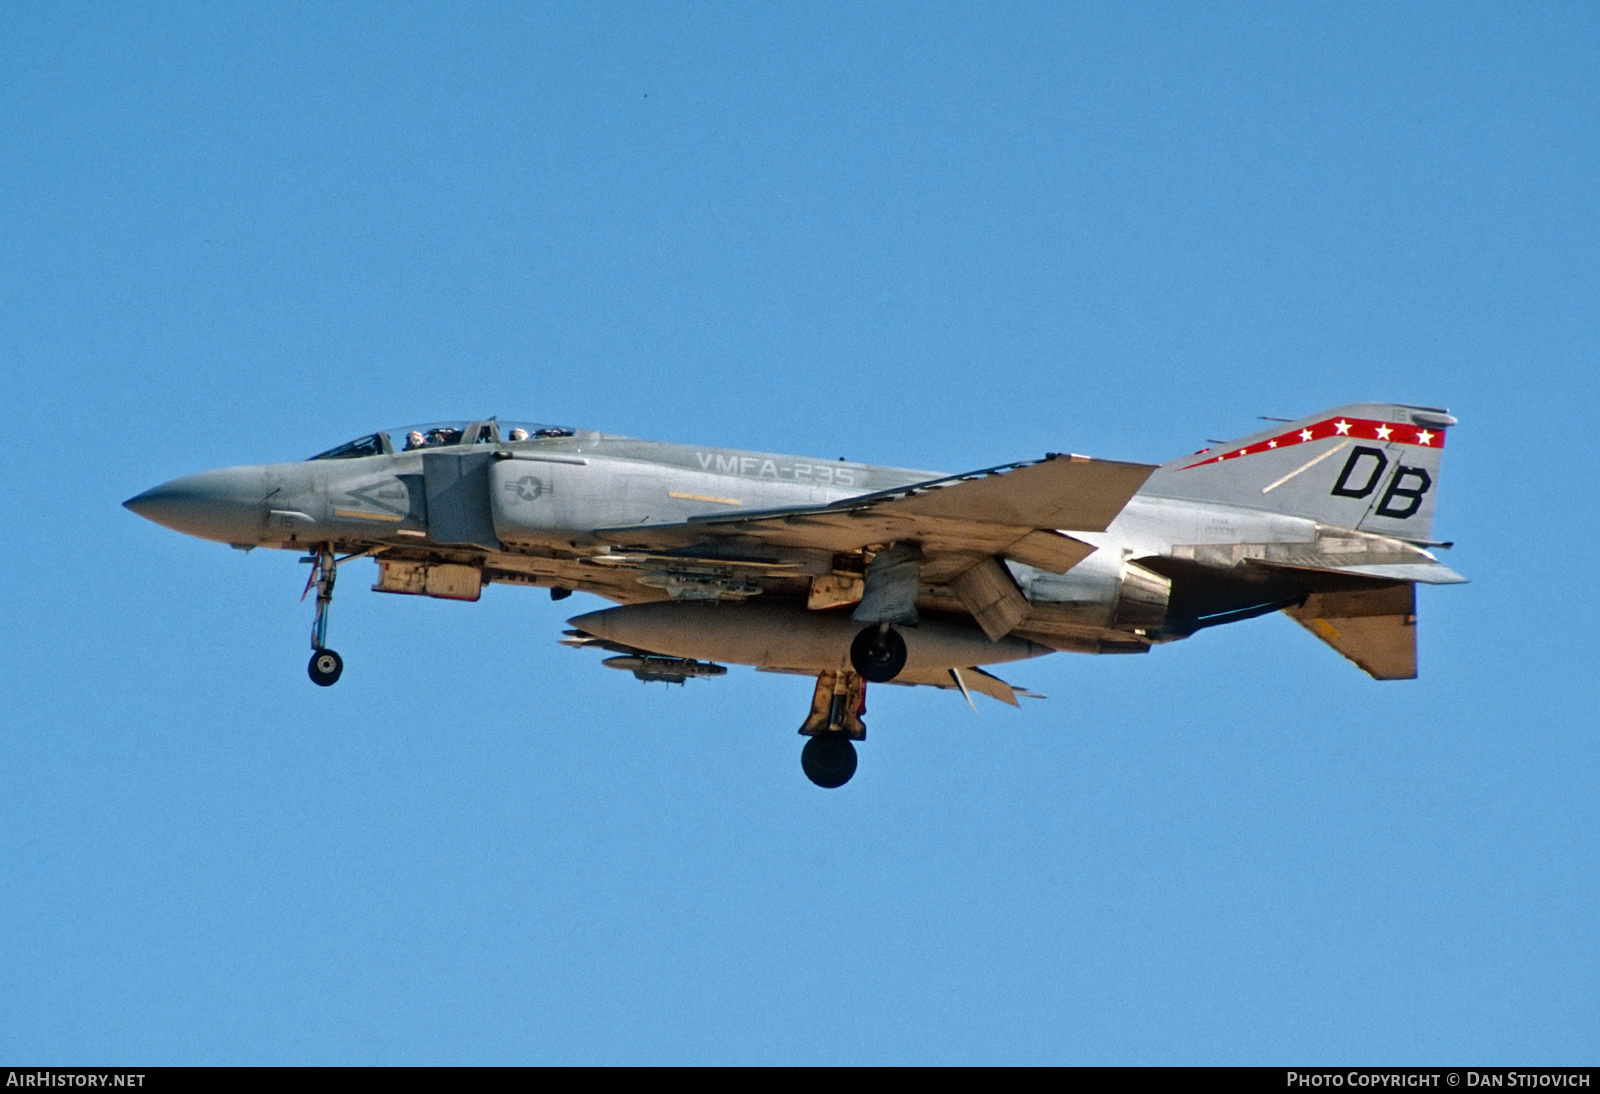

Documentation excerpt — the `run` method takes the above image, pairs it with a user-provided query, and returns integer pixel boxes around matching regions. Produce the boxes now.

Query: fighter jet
[125,404,1463,787]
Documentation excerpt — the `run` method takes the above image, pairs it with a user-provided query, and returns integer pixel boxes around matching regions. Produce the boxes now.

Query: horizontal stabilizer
[1284,582,1417,680]
[1171,528,1467,585]
[1264,560,1467,584]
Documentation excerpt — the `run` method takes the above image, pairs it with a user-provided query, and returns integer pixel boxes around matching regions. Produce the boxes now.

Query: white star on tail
[1299,428,1314,442]
[1415,429,1435,446]
[1334,420,1351,435]
[1375,424,1392,440]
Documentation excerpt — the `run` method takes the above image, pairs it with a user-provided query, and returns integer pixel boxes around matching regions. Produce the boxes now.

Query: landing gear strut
[305,545,343,686]
[798,670,867,788]
[850,624,906,683]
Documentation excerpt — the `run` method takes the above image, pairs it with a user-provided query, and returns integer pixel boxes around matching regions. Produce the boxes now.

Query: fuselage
[127,410,1457,677]
[124,404,1459,790]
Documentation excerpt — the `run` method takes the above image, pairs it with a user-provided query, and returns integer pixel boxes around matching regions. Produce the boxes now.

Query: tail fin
[1141,403,1455,543]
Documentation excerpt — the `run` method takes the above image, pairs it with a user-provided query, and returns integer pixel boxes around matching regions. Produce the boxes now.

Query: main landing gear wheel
[308,649,344,687]
[801,734,858,789]
[850,625,907,683]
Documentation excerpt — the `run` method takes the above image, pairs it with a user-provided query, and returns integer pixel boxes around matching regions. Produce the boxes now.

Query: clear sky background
[2,1,1595,1065]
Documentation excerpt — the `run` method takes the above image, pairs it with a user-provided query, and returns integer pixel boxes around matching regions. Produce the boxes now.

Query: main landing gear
[849,624,906,683]
[799,622,905,785]
[801,734,857,789]
[303,545,344,686]
[798,670,867,788]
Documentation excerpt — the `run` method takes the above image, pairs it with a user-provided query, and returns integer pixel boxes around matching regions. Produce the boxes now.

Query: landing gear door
[423,451,500,550]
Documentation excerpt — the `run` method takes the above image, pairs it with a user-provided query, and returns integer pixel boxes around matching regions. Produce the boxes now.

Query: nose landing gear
[303,545,345,687]
[309,647,344,686]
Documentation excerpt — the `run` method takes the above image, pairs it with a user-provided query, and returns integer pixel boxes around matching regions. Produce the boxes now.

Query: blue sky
[2,1,1595,1064]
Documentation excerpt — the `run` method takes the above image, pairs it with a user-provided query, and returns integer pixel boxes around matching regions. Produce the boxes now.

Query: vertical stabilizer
[1140,404,1455,542]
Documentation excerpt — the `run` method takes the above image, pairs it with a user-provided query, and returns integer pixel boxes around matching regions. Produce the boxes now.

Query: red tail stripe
[1181,418,1445,470]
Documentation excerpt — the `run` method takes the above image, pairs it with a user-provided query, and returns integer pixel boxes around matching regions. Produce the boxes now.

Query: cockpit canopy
[309,419,576,460]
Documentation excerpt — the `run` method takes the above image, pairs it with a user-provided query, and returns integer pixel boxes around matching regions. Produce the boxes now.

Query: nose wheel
[308,648,344,686]
[301,544,353,687]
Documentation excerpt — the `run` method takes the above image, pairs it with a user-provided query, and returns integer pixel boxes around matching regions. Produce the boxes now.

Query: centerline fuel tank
[567,600,1051,674]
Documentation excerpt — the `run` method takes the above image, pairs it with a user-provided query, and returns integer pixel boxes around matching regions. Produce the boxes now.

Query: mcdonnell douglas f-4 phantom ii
[125,404,1463,787]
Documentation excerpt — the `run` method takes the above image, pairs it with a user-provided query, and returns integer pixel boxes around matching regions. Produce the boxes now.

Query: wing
[595,453,1158,580]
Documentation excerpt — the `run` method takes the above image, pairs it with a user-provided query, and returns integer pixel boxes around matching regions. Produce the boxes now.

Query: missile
[568,600,1050,673]
[601,655,727,684]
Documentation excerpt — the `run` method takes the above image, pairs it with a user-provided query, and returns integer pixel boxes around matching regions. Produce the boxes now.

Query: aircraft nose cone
[124,468,272,545]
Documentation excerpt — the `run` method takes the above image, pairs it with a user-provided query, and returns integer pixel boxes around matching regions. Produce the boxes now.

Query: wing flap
[1284,583,1417,680]
[948,557,1030,641]
[1001,529,1098,574]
